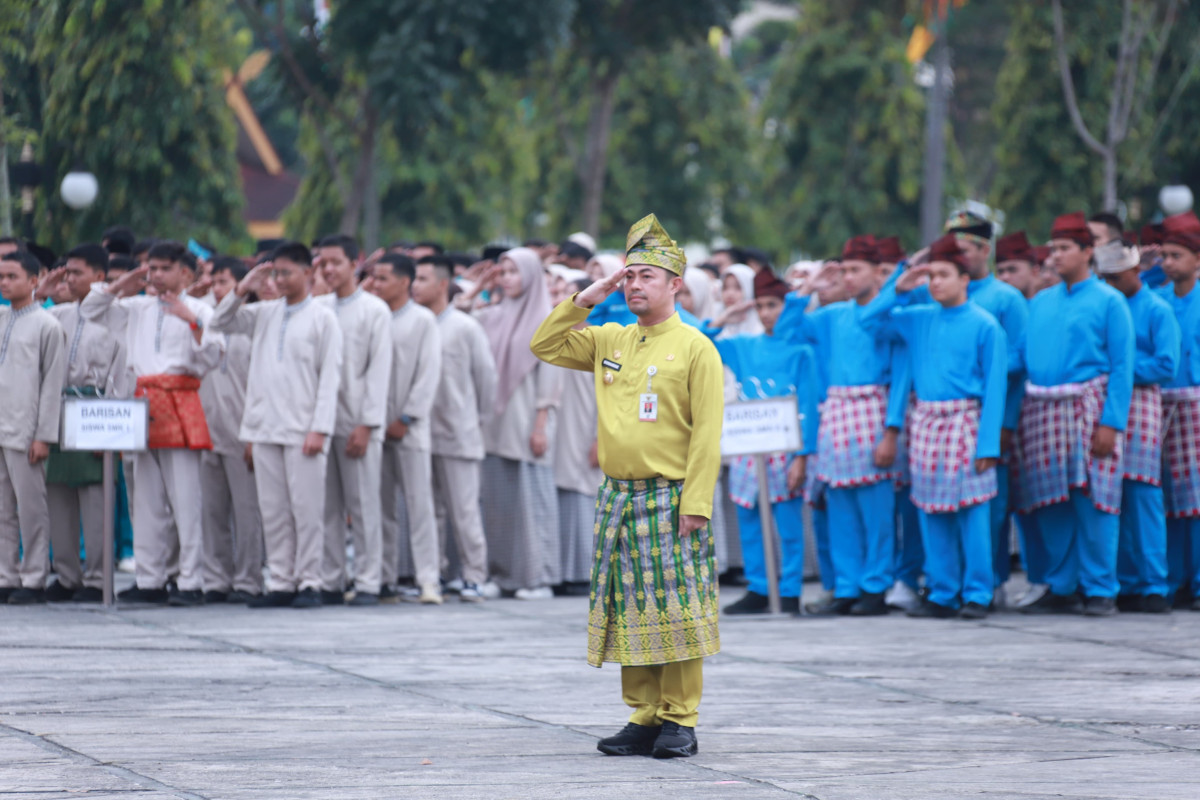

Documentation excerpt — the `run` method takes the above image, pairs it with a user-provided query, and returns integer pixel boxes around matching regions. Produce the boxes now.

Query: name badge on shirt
[639,393,659,422]
[601,358,622,371]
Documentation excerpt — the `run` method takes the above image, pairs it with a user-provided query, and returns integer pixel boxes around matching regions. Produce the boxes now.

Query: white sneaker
[117,557,136,574]
[460,582,485,603]
[515,586,554,601]
[1016,583,1049,607]
[398,586,422,603]
[419,584,443,605]
[885,580,921,612]
[480,581,501,600]
[443,577,464,594]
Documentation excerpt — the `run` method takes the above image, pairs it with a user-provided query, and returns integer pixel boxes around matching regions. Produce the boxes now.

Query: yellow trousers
[620,657,703,727]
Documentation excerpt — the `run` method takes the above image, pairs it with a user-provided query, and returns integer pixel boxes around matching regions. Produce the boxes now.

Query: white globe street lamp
[1159,183,1194,217]
[60,170,99,210]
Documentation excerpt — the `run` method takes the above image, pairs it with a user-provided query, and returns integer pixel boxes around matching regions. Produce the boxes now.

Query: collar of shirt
[1063,275,1098,296]
[968,275,994,295]
[392,299,412,318]
[436,305,455,321]
[636,311,682,340]
[336,287,363,307]
[284,295,312,316]
[5,303,40,320]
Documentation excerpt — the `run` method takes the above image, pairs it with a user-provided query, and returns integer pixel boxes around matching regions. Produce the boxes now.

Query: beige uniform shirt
[0,305,66,450]
[316,289,392,441]
[79,290,223,379]
[483,364,561,465]
[210,294,343,447]
[430,307,497,461]
[384,300,442,453]
[199,328,252,457]
[48,301,122,394]
[553,367,603,495]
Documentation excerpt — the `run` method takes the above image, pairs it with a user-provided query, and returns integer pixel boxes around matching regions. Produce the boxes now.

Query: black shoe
[1191,597,1200,613]
[1019,591,1083,615]
[45,580,77,602]
[849,592,888,616]
[203,590,229,604]
[293,588,323,609]
[652,721,698,758]
[1174,589,1194,609]
[906,599,958,618]
[806,596,857,616]
[319,590,345,605]
[1083,595,1118,617]
[378,585,400,604]
[723,590,769,615]
[348,591,379,606]
[597,722,661,756]
[960,601,989,620]
[1116,594,1142,612]
[72,586,103,603]
[118,585,169,604]
[247,591,296,608]
[780,596,800,615]
[168,588,204,607]
[227,590,259,605]
[8,587,46,605]
[1141,594,1170,614]
[0,586,14,603]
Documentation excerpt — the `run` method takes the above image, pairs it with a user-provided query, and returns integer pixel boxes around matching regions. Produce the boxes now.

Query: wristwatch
[400,414,415,426]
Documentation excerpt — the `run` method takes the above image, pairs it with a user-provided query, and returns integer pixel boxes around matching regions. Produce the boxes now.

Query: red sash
[135,374,213,450]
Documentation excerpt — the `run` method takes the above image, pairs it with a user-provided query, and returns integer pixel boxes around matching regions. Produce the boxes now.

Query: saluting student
[40,245,122,603]
[210,242,342,608]
[1016,213,1134,617]
[0,250,66,604]
[1093,240,1179,614]
[413,254,497,602]
[367,254,444,605]
[313,234,393,606]
[81,241,223,606]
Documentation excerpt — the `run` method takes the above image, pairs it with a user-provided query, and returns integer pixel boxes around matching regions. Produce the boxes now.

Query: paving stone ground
[3,582,1200,800]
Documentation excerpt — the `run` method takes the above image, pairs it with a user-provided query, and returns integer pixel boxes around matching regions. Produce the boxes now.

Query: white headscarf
[718,264,763,338]
[682,267,716,320]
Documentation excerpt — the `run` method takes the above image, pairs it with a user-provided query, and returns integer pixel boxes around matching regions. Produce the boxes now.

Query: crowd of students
[0,205,1198,618]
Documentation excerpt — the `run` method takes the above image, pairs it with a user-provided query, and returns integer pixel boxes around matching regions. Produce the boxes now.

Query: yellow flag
[906,24,936,63]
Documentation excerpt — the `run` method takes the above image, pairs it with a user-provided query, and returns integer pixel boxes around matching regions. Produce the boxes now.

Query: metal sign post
[60,397,149,607]
[721,397,804,616]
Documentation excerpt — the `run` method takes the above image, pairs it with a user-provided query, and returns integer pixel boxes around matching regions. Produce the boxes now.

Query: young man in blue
[1095,240,1179,614]
[709,269,819,615]
[1016,212,1135,617]
[1156,211,1200,608]
[777,236,906,616]
[863,234,1007,618]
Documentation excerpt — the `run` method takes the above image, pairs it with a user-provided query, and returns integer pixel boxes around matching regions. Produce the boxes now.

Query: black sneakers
[1019,591,1084,615]
[907,599,958,618]
[168,588,204,607]
[8,587,46,605]
[118,585,169,604]
[849,592,888,616]
[806,596,857,616]
[960,601,989,620]
[292,588,322,609]
[248,591,296,608]
[203,590,229,604]
[319,590,346,606]
[597,723,661,756]
[723,591,769,615]
[72,586,102,603]
[348,592,379,607]
[652,721,699,758]
[45,580,77,603]
[1083,596,1118,617]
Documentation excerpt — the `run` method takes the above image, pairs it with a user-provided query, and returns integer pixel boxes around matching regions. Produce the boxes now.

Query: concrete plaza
[3,587,1200,799]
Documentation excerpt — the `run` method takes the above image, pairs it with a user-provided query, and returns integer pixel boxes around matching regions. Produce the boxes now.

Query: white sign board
[61,397,149,452]
[721,397,803,457]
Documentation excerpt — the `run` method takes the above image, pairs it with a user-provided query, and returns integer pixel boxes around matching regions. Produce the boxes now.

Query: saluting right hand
[107,265,149,298]
[574,267,630,309]
[236,263,270,298]
[896,265,931,294]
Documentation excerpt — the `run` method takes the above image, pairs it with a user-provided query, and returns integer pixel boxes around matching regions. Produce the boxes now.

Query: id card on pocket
[639,393,658,422]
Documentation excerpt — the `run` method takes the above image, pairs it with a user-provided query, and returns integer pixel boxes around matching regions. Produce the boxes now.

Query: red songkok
[1163,211,1200,253]
[753,268,791,300]
[842,234,879,263]
[928,233,969,270]
[1049,212,1094,247]
[875,236,905,263]
[1140,223,1164,247]
[995,231,1035,264]
[1031,245,1051,265]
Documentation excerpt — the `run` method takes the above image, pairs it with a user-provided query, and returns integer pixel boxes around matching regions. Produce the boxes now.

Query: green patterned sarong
[588,476,720,667]
[46,387,104,486]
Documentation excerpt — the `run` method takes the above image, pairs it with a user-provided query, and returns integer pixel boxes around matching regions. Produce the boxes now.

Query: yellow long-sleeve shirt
[530,296,724,518]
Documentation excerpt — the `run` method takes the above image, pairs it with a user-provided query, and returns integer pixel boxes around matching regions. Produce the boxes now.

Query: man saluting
[531,213,724,759]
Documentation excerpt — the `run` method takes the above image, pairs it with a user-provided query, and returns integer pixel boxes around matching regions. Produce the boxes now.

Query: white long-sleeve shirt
[430,307,496,461]
[199,327,252,457]
[79,289,223,379]
[384,300,442,453]
[0,305,66,449]
[316,289,392,440]
[210,293,342,448]
[48,301,122,394]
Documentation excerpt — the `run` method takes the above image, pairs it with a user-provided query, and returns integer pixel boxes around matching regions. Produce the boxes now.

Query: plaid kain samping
[1122,385,1163,485]
[1162,386,1200,518]
[907,398,998,513]
[816,385,901,488]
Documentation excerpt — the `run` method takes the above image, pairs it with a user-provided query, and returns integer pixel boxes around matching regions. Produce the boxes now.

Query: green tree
[33,0,246,251]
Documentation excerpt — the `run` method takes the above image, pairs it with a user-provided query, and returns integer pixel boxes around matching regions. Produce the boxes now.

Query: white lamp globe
[60,170,99,210]
[1159,183,1194,217]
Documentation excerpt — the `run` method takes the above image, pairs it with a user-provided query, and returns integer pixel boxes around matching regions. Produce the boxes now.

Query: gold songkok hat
[625,213,686,276]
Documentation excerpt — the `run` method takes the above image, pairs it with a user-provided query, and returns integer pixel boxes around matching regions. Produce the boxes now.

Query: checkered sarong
[816,385,901,488]
[1162,386,1200,518]
[1122,385,1163,485]
[1014,377,1123,515]
[804,452,827,505]
[728,454,801,510]
[908,398,997,513]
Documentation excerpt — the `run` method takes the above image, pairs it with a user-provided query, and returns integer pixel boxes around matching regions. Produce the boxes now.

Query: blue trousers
[1016,512,1048,584]
[990,468,1012,587]
[918,502,992,608]
[811,505,835,591]
[894,485,923,591]
[1166,517,1200,597]
[826,482,895,598]
[1034,489,1119,598]
[736,498,806,598]
[1116,480,1168,597]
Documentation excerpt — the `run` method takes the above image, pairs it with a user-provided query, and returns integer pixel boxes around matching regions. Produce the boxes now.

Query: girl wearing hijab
[705,264,764,339]
[476,247,563,599]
